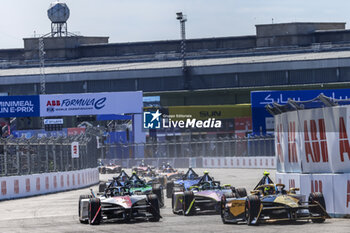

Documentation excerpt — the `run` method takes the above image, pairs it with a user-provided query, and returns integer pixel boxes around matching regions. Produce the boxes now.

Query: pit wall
[276,172,350,217]
[0,168,99,201]
[108,156,276,169]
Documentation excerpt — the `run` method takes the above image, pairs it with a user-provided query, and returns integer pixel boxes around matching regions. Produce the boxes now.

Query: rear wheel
[88,198,102,225]
[166,181,174,198]
[98,182,106,193]
[78,194,92,224]
[183,191,195,216]
[309,192,326,223]
[152,185,164,208]
[148,194,160,222]
[235,188,247,198]
[245,195,261,225]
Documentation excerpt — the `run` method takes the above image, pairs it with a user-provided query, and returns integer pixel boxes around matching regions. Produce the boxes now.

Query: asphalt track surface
[0,168,349,233]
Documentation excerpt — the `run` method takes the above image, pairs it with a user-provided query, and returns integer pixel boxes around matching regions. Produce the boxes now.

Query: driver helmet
[264,186,273,195]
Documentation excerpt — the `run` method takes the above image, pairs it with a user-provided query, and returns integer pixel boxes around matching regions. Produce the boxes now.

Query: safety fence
[102,136,275,159]
[100,156,276,169]
[0,134,98,177]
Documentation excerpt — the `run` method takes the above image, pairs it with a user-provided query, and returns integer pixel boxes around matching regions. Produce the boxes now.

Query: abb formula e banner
[40,91,143,117]
[0,92,143,118]
[275,105,350,173]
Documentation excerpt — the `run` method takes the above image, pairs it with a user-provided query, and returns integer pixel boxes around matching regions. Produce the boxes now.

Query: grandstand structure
[2,21,350,133]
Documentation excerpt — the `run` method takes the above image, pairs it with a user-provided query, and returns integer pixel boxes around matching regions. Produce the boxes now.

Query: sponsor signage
[0,95,40,117]
[44,119,63,125]
[251,89,350,135]
[276,105,350,173]
[40,92,143,117]
[168,104,251,120]
[71,142,79,158]
[0,92,142,118]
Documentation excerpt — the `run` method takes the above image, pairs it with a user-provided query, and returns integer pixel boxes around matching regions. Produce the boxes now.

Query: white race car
[79,186,161,224]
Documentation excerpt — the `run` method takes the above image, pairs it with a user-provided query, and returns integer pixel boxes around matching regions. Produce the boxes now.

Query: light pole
[176,12,187,71]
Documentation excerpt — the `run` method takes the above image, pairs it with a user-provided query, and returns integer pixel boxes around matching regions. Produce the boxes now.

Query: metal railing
[102,135,275,159]
[0,134,98,177]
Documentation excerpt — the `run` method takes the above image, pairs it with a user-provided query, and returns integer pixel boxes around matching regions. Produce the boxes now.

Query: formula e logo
[143,110,162,129]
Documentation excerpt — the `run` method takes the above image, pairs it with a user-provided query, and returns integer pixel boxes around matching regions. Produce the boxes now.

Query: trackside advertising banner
[275,105,350,173]
[275,111,302,173]
[40,92,143,117]
[0,95,40,117]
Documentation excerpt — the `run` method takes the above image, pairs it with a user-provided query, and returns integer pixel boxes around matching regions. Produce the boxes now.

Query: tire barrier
[0,168,99,201]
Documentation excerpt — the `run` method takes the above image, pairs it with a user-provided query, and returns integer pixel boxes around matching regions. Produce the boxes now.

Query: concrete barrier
[0,168,99,201]
[276,172,350,217]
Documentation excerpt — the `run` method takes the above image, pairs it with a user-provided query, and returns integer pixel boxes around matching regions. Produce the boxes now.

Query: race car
[99,163,122,174]
[98,170,130,192]
[166,167,202,198]
[157,163,184,183]
[172,171,247,216]
[132,160,154,176]
[141,167,167,187]
[125,171,165,208]
[220,172,329,225]
[78,185,161,225]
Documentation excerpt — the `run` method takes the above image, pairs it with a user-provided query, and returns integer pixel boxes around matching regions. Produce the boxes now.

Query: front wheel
[183,191,195,216]
[166,181,174,198]
[221,195,228,224]
[78,194,91,224]
[245,195,260,225]
[148,194,161,222]
[88,198,102,225]
[309,192,326,223]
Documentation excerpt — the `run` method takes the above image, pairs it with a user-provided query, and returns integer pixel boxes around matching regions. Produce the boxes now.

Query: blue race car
[166,168,201,198]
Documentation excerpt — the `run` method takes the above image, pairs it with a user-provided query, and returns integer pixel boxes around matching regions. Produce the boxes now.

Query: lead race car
[78,184,161,225]
[172,171,247,216]
[220,171,330,225]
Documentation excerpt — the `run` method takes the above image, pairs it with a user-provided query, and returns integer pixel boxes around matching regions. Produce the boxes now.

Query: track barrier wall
[275,104,350,217]
[0,168,99,200]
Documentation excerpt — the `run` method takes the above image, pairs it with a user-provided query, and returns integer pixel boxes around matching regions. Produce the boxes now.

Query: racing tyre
[235,187,247,198]
[88,198,102,225]
[183,191,195,216]
[159,176,166,186]
[171,193,178,214]
[221,195,229,224]
[173,186,183,193]
[98,182,106,193]
[152,185,164,208]
[148,194,161,222]
[309,192,326,223]
[101,167,106,174]
[78,194,92,224]
[245,195,261,225]
[166,181,174,198]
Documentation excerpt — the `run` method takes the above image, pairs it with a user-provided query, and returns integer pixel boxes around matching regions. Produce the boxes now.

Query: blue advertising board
[251,89,350,135]
[0,95,40,117]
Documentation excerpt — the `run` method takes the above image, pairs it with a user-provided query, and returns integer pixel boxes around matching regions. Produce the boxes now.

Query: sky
[0,0,349,48]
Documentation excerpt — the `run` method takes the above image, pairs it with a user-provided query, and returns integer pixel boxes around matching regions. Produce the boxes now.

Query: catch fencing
[102,135,275,159]
[0,134,98,177]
